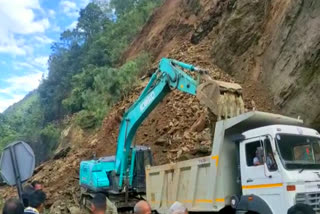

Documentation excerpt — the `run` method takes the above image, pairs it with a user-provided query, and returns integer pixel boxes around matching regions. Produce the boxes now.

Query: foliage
[0,92,44,148]
[75,110,97,129]
[40,123,61,154]
[39,0,162,123]
[70,53,151,125]
[0,0,162,162]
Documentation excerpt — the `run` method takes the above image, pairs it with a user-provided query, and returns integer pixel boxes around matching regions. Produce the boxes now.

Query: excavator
[79,58,244,212]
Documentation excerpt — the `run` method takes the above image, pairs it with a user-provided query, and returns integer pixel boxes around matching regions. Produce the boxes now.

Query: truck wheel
[218,206,235,213]
[287,204,314,214]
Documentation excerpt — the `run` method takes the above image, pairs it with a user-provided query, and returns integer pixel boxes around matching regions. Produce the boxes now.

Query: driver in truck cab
[266,152,277,170]
[253,146,277,169]
[253,147,264,166]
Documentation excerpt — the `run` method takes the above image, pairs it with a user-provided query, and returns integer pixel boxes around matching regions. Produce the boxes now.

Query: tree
[77,3,107,40]
[111,0,138,16]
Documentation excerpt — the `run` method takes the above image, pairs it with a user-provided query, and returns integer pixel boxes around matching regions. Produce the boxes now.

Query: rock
[69,207,81,214]
[90,139,98,147]
[177,153,193,161]
[172,135,182,143]
[53,146,71,160]
[183,131,191,140]
[176,150,183,159]
[181,146,189,152]
[190,113,207,132]
[192,145,211,155]
[155,137,167,146]
[168,127,179,134]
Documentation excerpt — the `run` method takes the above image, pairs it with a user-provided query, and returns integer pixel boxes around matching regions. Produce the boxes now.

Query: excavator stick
[196,75,245,120]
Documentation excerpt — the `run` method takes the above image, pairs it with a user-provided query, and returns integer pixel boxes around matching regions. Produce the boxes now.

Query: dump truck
[146,111,320,213]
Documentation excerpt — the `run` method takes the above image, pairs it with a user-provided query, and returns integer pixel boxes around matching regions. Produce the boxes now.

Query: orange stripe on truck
[242,183,283,189]
[215,198,225,202]
[195,199,213,203]
[211,156,219,166]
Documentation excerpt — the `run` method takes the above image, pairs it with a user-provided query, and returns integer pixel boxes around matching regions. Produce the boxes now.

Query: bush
[75,110,98,129]
[64,53,151,128]
[40,124,61,153]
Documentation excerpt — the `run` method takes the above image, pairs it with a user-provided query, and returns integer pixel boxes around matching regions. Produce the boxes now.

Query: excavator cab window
[132,146,153,192]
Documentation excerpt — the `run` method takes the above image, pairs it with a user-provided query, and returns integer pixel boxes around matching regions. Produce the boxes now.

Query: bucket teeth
[197,80,244,120]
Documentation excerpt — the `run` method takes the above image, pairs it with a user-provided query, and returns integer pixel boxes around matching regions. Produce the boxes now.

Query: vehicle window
[264,138,278,171]
[276,134,320,170]
[246,140,264,167]
[293,145,313,161]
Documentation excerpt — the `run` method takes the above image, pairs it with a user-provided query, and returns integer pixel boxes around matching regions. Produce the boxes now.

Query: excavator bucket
[196,76,245,120]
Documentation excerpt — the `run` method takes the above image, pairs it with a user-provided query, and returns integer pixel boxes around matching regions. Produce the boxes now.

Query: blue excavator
[79,58,244,212]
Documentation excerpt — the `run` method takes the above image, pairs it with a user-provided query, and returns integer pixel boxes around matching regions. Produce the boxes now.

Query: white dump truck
[146,111,320,214]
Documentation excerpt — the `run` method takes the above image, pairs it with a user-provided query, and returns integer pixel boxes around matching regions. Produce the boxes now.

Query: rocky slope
[125,0,320,128]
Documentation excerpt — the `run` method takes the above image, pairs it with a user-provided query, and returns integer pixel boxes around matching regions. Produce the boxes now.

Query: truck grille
[296,192,320,212]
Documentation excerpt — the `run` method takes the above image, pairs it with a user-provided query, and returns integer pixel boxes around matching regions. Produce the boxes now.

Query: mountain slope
[125,0,320,128]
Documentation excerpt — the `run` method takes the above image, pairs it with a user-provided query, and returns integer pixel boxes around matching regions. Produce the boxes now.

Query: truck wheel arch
[236,195,273,214]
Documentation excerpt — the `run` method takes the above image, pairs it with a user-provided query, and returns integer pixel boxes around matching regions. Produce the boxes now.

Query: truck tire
[218,206,235,214]
[287,204,315,214]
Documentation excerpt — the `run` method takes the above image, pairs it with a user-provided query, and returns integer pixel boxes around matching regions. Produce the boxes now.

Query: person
[24,190,46,214]
[266,152,277,170]
[287,204,315,214]
[134,200,151,214]
[91,193,106,214]
[3,198,24,214]
[22,184,35,207]
[168,201,188,214]
[31,181,43,191]
[253,147,264,166]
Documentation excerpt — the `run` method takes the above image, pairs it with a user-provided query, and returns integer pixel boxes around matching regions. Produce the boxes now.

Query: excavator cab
[130,146,153,193]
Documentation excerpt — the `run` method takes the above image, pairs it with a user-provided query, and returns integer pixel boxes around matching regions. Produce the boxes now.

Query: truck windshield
[276,134,320,170]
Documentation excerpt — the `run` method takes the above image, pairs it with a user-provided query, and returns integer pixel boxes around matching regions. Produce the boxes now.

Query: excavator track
[80,187,142,214]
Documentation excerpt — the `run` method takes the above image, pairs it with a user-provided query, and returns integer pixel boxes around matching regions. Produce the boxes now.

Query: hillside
[0,92,59,164]
[125,0,320,128]
[1,0,319,213]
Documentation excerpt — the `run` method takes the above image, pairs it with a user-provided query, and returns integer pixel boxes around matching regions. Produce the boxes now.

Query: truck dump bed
[146,111,303,213]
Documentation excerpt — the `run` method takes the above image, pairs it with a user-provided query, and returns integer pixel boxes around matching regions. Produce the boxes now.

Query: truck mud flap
[236,195,273,214]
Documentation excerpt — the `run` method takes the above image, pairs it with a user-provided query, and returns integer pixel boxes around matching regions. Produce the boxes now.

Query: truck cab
[239,125,320,213]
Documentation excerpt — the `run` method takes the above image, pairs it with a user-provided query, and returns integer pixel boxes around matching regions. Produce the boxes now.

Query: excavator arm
[115,58,204,182]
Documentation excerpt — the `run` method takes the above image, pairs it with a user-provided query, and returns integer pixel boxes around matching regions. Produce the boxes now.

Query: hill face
[125,0,320,129]
[1,0,319,213]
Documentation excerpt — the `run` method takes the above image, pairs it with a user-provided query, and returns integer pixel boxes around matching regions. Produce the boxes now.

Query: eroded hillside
[126,0,320,128]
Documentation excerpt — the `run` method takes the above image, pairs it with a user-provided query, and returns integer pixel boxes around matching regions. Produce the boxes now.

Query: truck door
[240,137,284,213]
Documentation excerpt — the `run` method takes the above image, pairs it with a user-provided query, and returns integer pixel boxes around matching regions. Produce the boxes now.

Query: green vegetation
[0,0,162,162]
[0,92,43,147]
